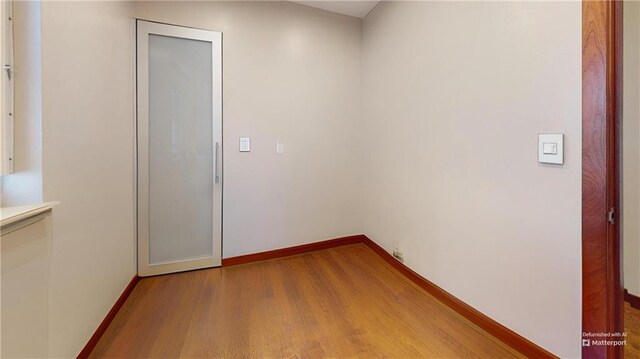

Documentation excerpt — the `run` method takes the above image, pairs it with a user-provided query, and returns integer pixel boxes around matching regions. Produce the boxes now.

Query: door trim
[136,20,223,277]
[582,1,623,357]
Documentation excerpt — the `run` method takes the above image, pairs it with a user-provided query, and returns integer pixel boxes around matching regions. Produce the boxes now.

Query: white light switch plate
[538,134,563,164]
[240,137,251,152]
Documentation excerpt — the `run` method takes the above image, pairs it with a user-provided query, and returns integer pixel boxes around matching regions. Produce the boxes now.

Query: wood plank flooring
[626,302,640,358]
[90,243,523,358]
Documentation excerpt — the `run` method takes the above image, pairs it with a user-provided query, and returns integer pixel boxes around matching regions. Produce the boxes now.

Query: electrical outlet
[392,240,402,262]
[239,137,251,152]
[393,250,404,263]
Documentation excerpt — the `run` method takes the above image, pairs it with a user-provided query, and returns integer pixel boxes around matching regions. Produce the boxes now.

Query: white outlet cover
[240,137,251,152]
[538,133,563,165]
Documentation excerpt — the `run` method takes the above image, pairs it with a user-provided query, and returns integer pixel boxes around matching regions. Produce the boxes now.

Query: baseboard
[625,288,640,310]
[360,236,557,359]
[77,275,140,359]
[221,234,366,266]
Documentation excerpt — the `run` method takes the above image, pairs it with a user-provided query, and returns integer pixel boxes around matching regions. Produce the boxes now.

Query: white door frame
[136,20,222,277]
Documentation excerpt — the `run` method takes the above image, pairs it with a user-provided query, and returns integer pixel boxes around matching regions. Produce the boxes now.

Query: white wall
[361,2,581,357]
[40,1,136,356]
[2,1,136,357]
[624,0,640,297]
[133,1,364,258]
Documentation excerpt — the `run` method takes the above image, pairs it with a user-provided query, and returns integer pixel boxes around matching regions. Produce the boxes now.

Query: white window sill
[1,201,59,235]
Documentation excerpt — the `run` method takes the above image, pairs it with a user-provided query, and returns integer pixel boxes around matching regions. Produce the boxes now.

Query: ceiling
[291,1,381,18]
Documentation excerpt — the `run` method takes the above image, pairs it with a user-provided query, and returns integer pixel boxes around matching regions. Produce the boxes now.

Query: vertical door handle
[214,142,220,183]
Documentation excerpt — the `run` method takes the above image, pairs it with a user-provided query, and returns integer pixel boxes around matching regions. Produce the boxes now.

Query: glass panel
[148,34,213,265]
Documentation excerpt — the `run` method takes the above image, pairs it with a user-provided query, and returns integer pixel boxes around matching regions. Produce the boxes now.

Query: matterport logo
[582,332,627,347]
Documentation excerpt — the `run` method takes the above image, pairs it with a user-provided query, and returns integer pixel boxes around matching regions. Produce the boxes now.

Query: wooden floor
[91,244,523,358]
[626,302,640,358]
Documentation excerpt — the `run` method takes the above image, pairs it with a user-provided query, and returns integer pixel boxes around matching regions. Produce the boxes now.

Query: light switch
[239,137,251,152]
[538,134,563,164]
[276,140,284,154]
[542,142,557,155]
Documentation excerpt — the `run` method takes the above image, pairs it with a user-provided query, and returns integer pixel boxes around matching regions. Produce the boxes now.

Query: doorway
[136,20,223,277]
[623,1,640,357]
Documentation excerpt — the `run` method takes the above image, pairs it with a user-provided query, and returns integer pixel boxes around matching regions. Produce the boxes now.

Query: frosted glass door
[137,21,222,276]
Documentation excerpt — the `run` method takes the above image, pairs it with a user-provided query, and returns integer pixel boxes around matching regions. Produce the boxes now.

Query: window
[1,0,13,175]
